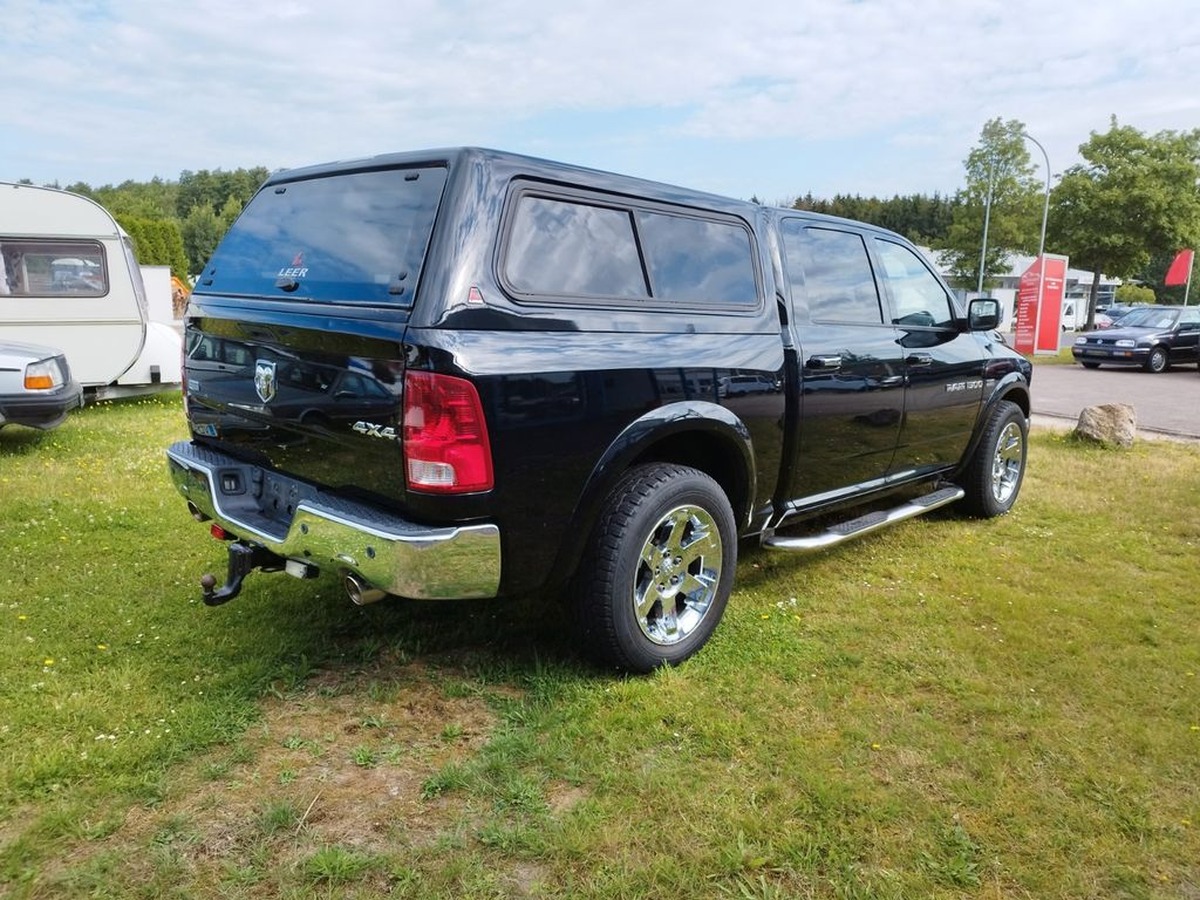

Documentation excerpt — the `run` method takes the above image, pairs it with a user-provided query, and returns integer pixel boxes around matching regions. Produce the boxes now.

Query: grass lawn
[1030,346,1077,365]
[1,394,1197,898]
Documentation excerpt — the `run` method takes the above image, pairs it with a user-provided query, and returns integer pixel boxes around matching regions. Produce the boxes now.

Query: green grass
[2,394,1198,898]
[1029,345,1077,365]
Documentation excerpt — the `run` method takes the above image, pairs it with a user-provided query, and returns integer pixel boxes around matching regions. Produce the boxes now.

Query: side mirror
[968,297,1002,331]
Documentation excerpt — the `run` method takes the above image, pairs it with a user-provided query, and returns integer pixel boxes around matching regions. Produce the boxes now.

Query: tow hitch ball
[200,542,284,606]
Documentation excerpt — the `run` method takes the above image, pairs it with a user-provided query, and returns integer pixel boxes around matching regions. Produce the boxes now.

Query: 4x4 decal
[352,421,397,441]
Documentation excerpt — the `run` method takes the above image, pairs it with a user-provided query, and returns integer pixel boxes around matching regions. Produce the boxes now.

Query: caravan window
[0,239,108,297]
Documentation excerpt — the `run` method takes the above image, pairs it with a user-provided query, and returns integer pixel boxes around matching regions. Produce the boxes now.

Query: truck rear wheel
[575,463,736,672]
[960,400,1027,518]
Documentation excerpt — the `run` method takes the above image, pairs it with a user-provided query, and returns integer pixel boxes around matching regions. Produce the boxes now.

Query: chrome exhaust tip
[344,571,386,606]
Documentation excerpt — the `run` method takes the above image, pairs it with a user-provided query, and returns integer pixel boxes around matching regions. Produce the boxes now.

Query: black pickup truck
[166,147,1032,672]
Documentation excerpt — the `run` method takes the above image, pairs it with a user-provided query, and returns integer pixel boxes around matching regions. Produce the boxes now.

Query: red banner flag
[1164,249,1194,286]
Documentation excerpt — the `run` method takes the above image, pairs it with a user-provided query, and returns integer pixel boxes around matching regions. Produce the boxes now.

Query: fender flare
[550,401,757,587]
[957,372,1031,475]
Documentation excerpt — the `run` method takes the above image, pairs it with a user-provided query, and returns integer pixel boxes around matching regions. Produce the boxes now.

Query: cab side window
[873,239,956,328]
[780,221,882,324]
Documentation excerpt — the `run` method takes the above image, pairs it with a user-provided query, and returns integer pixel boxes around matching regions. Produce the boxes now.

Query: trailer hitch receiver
[200,541,285,606]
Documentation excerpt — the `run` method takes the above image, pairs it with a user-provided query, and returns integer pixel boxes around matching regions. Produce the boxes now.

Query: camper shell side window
[0,239,109,298]
[499,186,761,311]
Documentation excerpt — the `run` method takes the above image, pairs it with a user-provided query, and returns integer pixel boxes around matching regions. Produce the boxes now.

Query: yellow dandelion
[18,614,27,621]
[97,644,108,651]
[43,658,54,666]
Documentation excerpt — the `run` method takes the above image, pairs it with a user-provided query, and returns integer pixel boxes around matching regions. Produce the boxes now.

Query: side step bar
[762,486,965,553]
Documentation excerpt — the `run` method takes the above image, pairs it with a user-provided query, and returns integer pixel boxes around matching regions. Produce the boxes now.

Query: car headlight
[1073,336,1087,345]
[24,358,65,391]
[1114,339,1136,349]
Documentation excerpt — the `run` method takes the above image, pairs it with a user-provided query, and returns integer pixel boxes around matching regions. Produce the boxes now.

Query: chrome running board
[762,486,965,553]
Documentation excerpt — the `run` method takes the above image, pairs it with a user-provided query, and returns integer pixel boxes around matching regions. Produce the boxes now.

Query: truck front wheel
[960,400,1027,518]
[575,463,736,672]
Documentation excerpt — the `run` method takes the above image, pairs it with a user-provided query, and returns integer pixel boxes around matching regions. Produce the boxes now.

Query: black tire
[959,400,1027,518]
[573,463,737,672]
[1145,346,1169,373]
[1080,362,1101,369]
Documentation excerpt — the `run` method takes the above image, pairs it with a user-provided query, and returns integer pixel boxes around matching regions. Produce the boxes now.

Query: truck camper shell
[0,181,180,396]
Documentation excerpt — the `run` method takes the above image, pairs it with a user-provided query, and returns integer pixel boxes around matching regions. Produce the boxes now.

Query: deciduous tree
[1050,118,1200,327]
[942,118,1043,290]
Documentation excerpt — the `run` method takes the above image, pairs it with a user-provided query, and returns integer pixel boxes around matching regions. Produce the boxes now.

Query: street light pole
[1023,131,1052,351]
[977,159,997,295]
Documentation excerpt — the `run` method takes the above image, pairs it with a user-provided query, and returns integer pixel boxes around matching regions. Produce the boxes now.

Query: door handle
[806,354,843,370]
[905,353,933,367]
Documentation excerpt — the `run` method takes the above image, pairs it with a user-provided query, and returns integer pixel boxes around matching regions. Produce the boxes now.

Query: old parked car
[1072,305,1200,372]
[0,340,82,431]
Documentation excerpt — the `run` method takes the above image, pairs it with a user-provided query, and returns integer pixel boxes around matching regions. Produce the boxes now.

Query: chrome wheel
[576,463,736,671]
[633,504,722,646]
[991,421,1024,505]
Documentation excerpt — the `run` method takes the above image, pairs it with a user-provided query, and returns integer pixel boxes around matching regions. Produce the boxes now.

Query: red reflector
[404,371,493,493]
[210,524,228,541]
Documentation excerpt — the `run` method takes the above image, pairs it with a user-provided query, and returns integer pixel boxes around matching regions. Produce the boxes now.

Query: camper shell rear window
[0,239,108,298]
[196,166,448,306]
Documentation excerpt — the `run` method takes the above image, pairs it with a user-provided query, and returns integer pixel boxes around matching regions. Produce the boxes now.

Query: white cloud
[2,0,1199,200]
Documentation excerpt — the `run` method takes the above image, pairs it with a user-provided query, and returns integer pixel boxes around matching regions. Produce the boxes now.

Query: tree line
[26,167,272,279]
[931,117,1200,325]
[23,119,1200,329]
[794,118,1200,324]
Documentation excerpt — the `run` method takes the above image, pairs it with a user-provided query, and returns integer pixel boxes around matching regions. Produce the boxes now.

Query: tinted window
[0,239,108,297]
[780,223,881,323]
[197,167,447,305]
[873,239,956,328]
[506,196,649,298]
[504,193,759,307]
[636,210,758,305]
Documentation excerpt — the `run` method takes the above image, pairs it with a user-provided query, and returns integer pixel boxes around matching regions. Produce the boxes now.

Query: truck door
[778,220,905,500]
[870,237,985,476]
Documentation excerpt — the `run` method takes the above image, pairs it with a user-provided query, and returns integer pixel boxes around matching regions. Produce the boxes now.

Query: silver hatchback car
[0,340,83,431]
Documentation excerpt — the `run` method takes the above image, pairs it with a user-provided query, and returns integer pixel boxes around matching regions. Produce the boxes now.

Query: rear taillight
[403,371,494,493]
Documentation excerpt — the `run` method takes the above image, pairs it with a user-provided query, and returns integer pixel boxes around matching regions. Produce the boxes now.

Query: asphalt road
[1029,359,1200,439]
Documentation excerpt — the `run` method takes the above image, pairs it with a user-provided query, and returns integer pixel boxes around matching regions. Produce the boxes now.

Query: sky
[3,0,1200,206]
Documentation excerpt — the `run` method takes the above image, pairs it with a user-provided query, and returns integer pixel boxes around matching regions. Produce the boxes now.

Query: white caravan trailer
[0,182,181,397]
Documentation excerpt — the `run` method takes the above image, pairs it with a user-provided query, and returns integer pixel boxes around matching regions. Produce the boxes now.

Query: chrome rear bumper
[166,440,501,600]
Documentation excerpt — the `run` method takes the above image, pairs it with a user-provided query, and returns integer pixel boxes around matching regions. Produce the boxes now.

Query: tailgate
[184,313,408,504]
